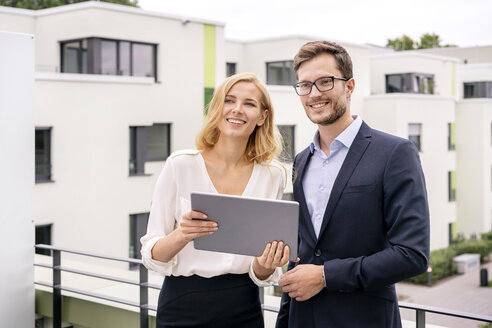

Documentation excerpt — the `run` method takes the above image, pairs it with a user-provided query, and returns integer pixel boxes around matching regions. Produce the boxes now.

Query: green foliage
[405,236,492,285]
[406,247,457,284]
[386,34,415,51]
[386,33,456,51]
[0,0,138,10]
[450,239,492,263]
[418,33,442,49]
[481,230,492,241]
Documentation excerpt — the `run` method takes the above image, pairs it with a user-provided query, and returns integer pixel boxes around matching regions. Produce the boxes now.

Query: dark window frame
[448,122,456,151]
[266,60,296,86]
[35,224,52,256]
[35,128,52,183]
[386,73,435,94]
[130,123,171,176]
[408,123,422,152]
[60,37,157,80]
[278,125,295,162]
[226,62,237,77]
[129,212,149,270]
[448,171,456,202]
[464,81,492,99]
[282,193,294,201]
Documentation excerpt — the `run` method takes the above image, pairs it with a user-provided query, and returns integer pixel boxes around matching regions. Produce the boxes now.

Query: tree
[386,34,415,51]
[418,33,442,49]
[387,33,456,51]
[0,0,138,10]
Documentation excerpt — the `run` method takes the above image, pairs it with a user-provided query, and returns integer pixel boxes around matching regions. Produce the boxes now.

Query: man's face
[296,53,353,126]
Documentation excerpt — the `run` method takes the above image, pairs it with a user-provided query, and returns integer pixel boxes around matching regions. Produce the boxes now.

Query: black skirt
[156,273,264,328]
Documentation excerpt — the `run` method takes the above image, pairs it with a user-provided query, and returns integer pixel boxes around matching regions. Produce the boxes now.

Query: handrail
[34,244,492,328]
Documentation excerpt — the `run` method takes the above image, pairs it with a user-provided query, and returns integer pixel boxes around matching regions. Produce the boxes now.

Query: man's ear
[346,78,355,99]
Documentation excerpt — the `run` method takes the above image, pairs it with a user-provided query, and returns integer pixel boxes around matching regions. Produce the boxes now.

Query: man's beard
[309,97,347,126]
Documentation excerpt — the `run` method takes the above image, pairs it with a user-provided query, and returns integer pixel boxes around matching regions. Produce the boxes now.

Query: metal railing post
[416,309,426,328]
[139,264,149,328]
[260,287,264,316]
[53,249,62,328]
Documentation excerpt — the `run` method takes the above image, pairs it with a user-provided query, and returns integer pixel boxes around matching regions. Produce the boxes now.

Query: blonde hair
[195,73,282,164]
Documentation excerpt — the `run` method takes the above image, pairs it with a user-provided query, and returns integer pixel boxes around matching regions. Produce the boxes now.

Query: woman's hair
[195,72,282,164]
[294,40,353,80]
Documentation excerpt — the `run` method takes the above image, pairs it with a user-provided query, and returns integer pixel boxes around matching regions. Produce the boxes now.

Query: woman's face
[218,81,268,141]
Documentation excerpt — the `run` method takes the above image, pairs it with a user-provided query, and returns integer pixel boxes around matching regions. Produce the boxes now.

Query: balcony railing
[34,244,492,328]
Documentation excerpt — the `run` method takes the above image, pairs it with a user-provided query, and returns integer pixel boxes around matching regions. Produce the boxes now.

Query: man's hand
[278,264,325,301]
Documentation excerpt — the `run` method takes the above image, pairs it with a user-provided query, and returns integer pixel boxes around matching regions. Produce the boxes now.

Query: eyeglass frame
[293,76,349,96]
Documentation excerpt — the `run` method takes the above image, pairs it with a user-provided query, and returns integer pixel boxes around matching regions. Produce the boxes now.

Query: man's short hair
[293,40,353,80]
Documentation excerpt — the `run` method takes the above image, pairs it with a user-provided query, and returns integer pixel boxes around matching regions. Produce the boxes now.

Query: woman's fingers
[179,210,218,241]
[257,240,289,269]
[273,241,284,263]
[280,245,290,265]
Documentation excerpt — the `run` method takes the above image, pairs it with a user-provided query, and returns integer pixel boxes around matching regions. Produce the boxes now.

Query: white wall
[29,4,209,261]
[0,31,35,328]
[456,99,492,237]
[365,94,456,250]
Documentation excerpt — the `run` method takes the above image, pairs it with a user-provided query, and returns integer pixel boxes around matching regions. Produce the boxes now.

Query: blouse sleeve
[140,158,179,274]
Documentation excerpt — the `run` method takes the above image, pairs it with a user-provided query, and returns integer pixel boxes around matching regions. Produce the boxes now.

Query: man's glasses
[294,76,348,96]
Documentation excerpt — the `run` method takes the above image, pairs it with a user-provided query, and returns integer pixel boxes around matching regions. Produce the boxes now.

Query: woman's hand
[178,210,218,243]
[253,241,290,280]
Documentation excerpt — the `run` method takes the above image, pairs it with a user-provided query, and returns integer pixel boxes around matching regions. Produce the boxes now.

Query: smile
[226,118,246,124]
[309,101,330,109]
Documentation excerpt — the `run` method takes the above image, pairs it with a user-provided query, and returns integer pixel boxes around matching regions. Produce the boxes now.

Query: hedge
[405,235,492,285]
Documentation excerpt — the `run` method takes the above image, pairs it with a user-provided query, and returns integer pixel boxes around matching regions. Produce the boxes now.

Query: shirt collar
[309,115,363,154]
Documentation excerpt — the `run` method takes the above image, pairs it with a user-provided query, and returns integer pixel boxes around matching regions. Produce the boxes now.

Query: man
[276,41,430,328]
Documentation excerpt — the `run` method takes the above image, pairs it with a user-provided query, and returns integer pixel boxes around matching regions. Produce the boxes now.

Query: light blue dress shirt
[302,116,363,238]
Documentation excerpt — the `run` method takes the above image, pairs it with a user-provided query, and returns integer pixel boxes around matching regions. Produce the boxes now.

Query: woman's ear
[257,109,269,126]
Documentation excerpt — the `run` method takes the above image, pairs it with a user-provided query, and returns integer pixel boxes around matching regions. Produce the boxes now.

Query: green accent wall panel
[204,24,216,89]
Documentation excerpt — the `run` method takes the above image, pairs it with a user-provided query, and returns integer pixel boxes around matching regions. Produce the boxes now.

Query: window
[130,123,171,175]
[204,88,214,113]
[464,81,492,98]
[282,193,294,201]
[278,125,295,162]
[226,62,237,77]
[35,128,52,182]
[386,73,435,94]
[35,224,52,256]
[62,40,88,73]
[61,38,157,79]
[448,171,456,202]
[266,61,296,85]
[408,123,422,152]
[129,213,149,269]
[448,123,456,151]
[448,222,454,245]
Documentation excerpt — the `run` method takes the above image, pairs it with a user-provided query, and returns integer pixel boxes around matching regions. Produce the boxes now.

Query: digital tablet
[191,191,299,261]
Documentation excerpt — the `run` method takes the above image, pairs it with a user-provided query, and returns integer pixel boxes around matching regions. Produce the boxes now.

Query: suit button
[314,249,322,257]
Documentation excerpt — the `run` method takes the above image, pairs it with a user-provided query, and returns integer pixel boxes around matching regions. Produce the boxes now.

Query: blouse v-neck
[198,152,257,196]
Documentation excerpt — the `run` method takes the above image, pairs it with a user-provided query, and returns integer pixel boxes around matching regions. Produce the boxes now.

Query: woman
[140,72,290,328]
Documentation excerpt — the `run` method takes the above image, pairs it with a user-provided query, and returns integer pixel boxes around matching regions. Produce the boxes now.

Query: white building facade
[0,1,224,262]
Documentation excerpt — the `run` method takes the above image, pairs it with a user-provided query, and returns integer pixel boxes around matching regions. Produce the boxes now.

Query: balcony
[34,245,492,328]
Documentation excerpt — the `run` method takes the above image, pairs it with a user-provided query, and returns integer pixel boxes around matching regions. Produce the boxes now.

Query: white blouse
[140,149,286,287]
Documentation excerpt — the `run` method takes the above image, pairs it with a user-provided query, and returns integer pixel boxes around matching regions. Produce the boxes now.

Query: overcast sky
[138,0,491,48]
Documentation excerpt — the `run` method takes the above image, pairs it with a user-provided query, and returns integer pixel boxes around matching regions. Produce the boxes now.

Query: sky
[138,0,492,48]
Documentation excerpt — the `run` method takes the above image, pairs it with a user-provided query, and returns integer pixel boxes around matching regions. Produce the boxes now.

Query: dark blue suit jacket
[276,122,430,328]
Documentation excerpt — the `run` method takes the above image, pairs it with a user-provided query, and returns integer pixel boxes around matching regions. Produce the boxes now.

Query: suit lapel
[293,148,318,245]
[317,122,372,240]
